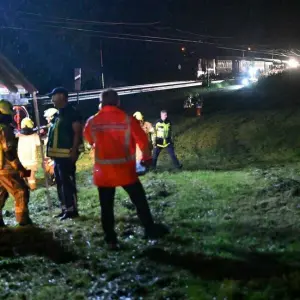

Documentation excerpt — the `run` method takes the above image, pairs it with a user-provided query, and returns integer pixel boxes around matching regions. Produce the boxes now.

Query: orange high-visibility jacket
[83,105,151,187]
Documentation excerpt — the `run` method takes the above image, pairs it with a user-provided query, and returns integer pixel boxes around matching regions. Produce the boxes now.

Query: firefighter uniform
[133,111,156,162]
[153,118,182,169]
[0,100,32,226]
[17,118,40,191]
[84,92,168,245]
[47,104,83,219]
[43,108,58,185]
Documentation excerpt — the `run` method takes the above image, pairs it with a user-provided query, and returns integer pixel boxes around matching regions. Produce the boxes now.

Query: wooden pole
[32,91,53,214]
[100,41,105,89]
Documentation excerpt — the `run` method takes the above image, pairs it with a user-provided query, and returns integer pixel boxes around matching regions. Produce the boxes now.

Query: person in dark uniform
[0,99,32,227]
[152,110,182,170]
[47,87,83,220]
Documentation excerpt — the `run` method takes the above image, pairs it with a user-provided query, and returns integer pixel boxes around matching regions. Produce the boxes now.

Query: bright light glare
[242,78,249,86]
[248,67,257,77]
[288,58,299,68]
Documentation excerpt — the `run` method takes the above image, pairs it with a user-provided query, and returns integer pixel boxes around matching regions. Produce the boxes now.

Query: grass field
[2,72,300,299]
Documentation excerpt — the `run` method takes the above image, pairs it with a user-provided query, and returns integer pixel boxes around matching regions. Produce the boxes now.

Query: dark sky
[0,1,299,93]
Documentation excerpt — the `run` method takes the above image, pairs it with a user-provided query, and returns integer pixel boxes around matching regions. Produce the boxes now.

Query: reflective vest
[0,124,6,170]
[83,105,150,187]
[47,105,84,158]
[0,124,19,173]
[155,119,172,148]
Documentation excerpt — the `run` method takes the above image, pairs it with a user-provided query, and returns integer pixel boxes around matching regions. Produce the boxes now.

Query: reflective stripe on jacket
[83,105,151,187]
[47,105,84,158]
[154,119,172,148]
[0,123,21,173]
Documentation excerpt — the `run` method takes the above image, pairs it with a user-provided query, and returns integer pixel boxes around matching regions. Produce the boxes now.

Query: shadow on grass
[179,157,300,172]
[0,226,77,264]
[143,246,299,281]
[177,221,300,245]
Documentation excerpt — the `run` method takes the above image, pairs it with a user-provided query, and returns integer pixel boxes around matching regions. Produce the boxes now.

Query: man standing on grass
[152,110,182,170]
[84,89,169,249]
[47,87,83,220]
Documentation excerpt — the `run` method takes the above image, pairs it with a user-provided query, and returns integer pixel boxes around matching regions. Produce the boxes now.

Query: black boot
[145,223,170,239]
[54,211,65,218]
[60,211,79,221]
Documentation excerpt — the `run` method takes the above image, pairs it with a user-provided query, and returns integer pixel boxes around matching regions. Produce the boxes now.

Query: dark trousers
[153,144,181,168]
[54,159,78,213]
[98,180,154,243]
[0,172,30,224]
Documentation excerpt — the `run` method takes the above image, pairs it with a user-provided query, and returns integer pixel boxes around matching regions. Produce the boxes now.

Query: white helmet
[44,108,58,120]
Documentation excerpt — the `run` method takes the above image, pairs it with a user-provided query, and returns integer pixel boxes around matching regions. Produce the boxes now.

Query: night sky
[0,1,299,93]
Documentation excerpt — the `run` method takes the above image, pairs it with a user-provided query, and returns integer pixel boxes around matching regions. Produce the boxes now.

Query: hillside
[2,72,300,299]
[173,108,300,171]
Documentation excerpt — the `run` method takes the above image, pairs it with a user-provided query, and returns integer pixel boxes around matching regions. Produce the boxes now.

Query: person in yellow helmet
[133,111,155,173]
[0,99,32,227]
[133,112,155,145]
[16,117,40,190]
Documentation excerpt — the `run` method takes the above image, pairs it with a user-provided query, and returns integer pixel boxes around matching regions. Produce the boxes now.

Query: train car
[197,58,215,78]
[215,59,233,75]
[197,56,279,79]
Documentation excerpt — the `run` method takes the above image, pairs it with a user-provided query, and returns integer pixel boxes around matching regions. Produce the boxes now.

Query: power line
[175,28,233,39]
[0,24,289,58]
[0,8,160,26]
[0,7,292,57]
[0,25,180,45]
[43,24,207,43]
[41,24,289,57]
[15,15,243,45]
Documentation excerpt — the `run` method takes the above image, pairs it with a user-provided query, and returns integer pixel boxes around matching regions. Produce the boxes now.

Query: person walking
[47,87,83,220]
[84,89,168,248]
[152,110,182,169]
[0,100,32,226]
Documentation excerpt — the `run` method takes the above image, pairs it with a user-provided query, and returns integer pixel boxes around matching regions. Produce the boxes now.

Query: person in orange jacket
[84,89,169,248]
[133,111,155,174]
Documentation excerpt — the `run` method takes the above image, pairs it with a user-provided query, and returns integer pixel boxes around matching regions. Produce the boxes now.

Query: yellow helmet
[133,111,143,121]
[0,99,13,116]
[44,108,58,120]
[21,117,34,129]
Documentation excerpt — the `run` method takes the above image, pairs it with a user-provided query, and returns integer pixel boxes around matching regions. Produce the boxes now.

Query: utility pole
[74,68,81,105]
[100,41,105,89]
[206,60,210,87]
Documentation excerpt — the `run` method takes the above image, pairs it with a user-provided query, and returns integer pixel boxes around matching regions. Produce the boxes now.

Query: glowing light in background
[287,58,299,68]
[242,78,249,86]
[248,67,257,78]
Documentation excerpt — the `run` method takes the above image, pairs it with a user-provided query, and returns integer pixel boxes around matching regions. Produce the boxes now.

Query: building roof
[0,53,36,94]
